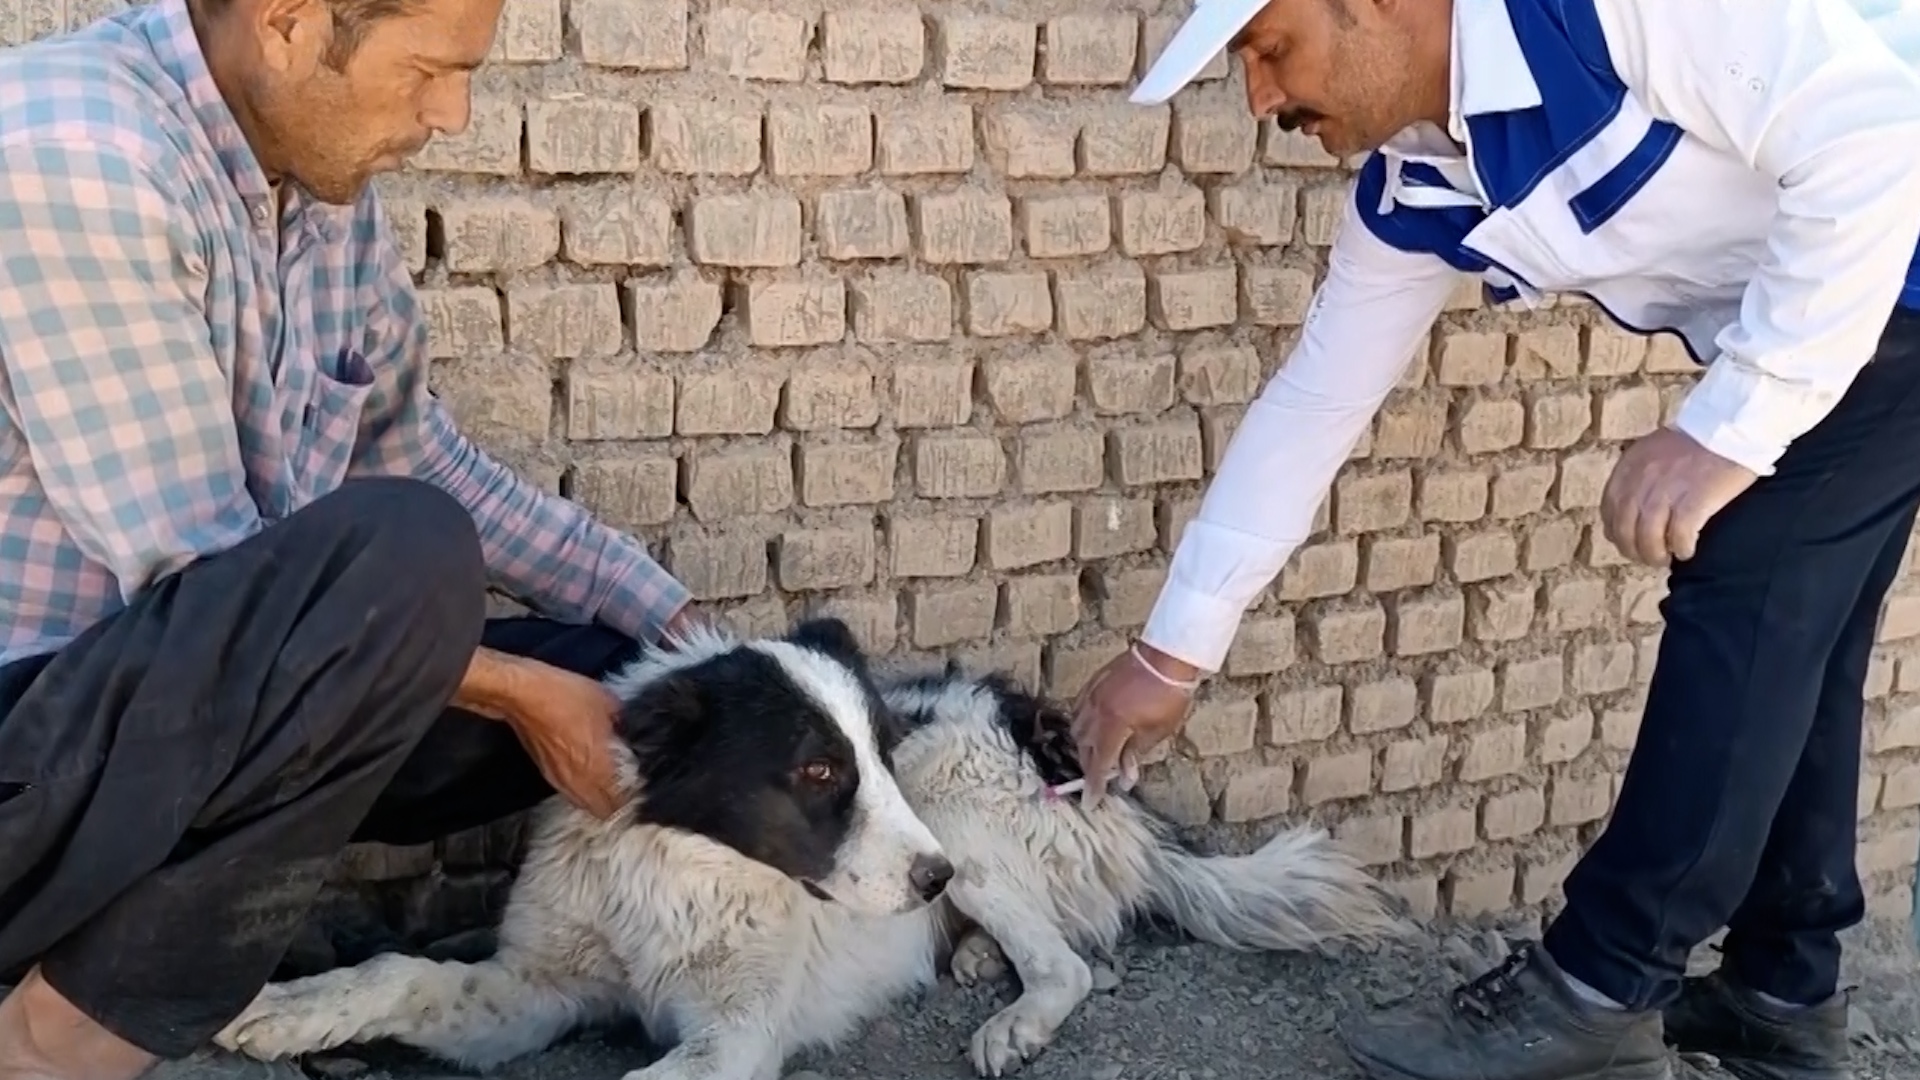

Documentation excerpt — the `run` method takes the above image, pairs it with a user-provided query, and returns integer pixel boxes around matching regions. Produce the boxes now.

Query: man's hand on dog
[1068,642,1198,807]
[505,664,626,820]
[1601,426,1756,567]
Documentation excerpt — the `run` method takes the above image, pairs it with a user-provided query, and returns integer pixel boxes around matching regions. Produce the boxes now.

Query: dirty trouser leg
[1540,307,1920,1010]
[0,477,487,1059]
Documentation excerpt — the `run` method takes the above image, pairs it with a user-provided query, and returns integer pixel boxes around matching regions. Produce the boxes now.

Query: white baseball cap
[1131,0,1269,104]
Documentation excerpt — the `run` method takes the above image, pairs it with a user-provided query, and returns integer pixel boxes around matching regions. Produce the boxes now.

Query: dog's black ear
[614,671,707,763]
[788,616,868,671]
[995,683,1084,789]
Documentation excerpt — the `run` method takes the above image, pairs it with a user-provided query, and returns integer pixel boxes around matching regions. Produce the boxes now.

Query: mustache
[1271,108,1327,131]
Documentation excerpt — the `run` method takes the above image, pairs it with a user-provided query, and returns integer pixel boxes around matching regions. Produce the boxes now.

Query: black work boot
[1662,969,1851,1080]
[1339,940,1672,1080]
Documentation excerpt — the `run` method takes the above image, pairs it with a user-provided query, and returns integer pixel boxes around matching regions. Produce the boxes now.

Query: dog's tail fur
[1139,824,1413,953]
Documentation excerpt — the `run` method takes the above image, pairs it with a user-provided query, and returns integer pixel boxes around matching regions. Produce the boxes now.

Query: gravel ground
[152,911,1920,1080]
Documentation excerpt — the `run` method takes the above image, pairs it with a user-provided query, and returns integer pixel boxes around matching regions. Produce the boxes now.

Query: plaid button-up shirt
[0,0,690,666]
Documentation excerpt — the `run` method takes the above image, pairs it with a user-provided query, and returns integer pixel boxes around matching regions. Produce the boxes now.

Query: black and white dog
[215,617,1409,1080]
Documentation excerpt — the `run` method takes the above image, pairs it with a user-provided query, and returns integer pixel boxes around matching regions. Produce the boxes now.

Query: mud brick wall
[10,0,1920,947]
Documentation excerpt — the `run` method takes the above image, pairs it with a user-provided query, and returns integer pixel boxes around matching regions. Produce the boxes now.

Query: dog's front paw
[950,928,1008,987]
[214,982,361,1060]
[967,1001,1060,1078]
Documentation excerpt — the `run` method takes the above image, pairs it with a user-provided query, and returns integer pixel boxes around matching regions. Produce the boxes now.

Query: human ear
[251,0,333,77]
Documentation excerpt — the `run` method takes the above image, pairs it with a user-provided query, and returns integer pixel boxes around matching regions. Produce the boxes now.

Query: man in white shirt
[1073,0,1920,1077]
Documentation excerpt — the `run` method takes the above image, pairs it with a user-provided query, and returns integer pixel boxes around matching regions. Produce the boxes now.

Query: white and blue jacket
[1141,0,1920,673]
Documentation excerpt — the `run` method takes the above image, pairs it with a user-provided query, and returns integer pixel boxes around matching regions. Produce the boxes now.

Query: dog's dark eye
[798,759,837,785]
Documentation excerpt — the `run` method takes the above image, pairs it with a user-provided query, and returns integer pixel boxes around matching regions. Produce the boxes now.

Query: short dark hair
[321,0,418,67]
[192,0,422,68]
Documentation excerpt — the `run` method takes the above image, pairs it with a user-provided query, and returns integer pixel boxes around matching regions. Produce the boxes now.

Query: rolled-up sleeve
[0,138,262,601]
[1140,190,1463,672]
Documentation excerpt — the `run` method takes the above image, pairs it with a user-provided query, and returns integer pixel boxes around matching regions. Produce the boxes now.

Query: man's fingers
[1633,494,1671,567]
[1075,712,1129,808]
[1667,500,1701,562]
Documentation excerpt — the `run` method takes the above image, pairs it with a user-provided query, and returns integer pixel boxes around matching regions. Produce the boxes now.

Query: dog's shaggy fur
[214,617,1408,1080]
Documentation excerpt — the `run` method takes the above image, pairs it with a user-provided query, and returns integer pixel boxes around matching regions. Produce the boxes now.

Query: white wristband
[1130,641,1200,693]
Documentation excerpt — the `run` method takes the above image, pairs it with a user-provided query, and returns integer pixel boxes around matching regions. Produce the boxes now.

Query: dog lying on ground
[214,616,1410,1080]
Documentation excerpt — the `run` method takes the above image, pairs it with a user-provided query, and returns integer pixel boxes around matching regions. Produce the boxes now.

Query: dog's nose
[908,853,954,901]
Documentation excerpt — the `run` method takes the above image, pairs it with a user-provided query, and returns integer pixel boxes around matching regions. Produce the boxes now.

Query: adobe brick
[684,444,795,522]
[913,192,1013,265]
[1115,188,1205,255]
[649,102,763,175]
[1381,735,1448,792]
[1312,603,1387,665]
[965,271,1054,337]
[875,103,974,174]
[908,583,997,648]
[1217,764,1294,824]
[676,365,783,435]
[1448,531,1518,582]
[559,191,673,266]
[1094,566,1167,629]
[493,0,562,61]
[816,189,911,261]
[852,274,952,343]
[1484,788,1547,841]
[1427,667,1495,725]
[934,15,1035,89]
[781,365,879,432]
[666,533,768,600]
[982,350,1077,422]
[1055,263,1148,341]
[887,514,979,578]
[1108,414,1203,485]
[1073,495,1158,559]
[1277,540,1360,601]
[1016,428,1105,494]
[688,193,803,267]
[628,276,723,353]
[1409,805,1478,859]
[891,361,974,429]
[1210,181,1296,246]
[1223,616,1295,677]
[1041,15,1136,84]
[1539,712,1596,765]
[820,7,925,84]
[526,97,641,174]
[1000,573,1081,638]
[1077,105,1168,176]
[1150,268,1238,331]
[570,456,678,530]
[1171,105,1257,173]
[983,499,1075,572]
[410,95,522,175]
[438,198,559,272]
[1239,268,1311,332]
[796,438,899,507]
[1019,194,1111,259]
[776,526,875,591]
[741,277,847,348]
[565,363,675,440]
[767,104,871,176]
[913,432,1006,498]
[981,106,1078,178]
[1514,325,1582,379]
[704,7,809,81]
[418,287,502,358]
[1086,353,1175,416]
[572,0,687,68]
[1301,751,1372,806]
[506,284,623,358]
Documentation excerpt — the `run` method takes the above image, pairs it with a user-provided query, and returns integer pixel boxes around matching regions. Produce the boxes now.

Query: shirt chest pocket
[293,348,375,503]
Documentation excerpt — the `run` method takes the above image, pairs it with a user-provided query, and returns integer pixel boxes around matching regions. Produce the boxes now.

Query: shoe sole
[1346,1048,1674,1080]
[1717,1060,1847,1080]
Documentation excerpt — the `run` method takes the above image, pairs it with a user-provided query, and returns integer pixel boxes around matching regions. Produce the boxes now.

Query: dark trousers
[1543,307,1920,1010]
[0,478,644,1058]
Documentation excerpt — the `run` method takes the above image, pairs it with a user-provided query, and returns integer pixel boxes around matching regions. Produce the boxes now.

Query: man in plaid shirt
[0,0,703,1075]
